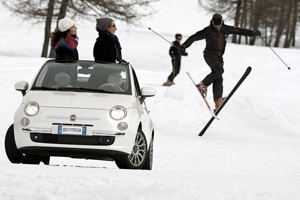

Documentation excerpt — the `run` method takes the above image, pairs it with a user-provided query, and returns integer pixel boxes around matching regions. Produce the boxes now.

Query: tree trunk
[238,0,248,44]
[290,0,298,47]
[41,0,55,58]
[49,0,69,58]
[267,6,278,46]
[274,1,287,47]
[283,0,293,48]
[232,0,242,43]
[250,0,262,45]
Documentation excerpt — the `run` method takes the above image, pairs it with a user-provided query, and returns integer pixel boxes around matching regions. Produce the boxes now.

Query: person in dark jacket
[163,33,188,86]
[181,13,261,110]
[93,18,124,63]
[51,17,79,60]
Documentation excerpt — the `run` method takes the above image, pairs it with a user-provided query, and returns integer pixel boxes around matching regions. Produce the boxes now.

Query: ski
[199,66,252,136]
[186,72,219,119]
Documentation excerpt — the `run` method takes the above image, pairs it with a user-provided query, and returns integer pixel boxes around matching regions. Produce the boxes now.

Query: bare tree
[232,0,242,43]
[198,0,300,48]
[41,0,55,57]
[2,0,158,57]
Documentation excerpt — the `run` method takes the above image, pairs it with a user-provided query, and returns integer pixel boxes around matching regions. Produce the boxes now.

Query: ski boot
[163,81,175,86]
[214,97,226,112]
[196,81,207,98]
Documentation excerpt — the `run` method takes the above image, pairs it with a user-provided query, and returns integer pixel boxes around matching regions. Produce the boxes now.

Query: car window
[31,61,132,95]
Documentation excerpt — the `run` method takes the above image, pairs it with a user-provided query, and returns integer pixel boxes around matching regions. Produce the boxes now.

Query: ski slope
[1,1,300,199]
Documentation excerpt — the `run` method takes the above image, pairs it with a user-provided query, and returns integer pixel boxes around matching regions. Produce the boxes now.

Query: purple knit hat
[96,18,114,31]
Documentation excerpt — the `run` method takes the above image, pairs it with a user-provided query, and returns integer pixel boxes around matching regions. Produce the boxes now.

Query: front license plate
[58,125,86,135]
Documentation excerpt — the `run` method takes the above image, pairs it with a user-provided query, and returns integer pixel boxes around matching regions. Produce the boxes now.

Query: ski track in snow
[1,1,300,199]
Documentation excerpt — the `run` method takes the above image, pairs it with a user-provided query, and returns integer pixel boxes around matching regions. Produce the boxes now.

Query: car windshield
[31,61,132,95]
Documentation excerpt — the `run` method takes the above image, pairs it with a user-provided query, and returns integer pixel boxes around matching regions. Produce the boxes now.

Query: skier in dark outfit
[163,34,188,86]
[181,14,261,110]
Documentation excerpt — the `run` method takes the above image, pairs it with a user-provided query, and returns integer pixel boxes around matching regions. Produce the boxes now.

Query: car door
[131,69,152,134]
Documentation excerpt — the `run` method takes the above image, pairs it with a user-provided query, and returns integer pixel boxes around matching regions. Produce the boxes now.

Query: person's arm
[226,25,260,37]
[169,45,176,58]
[93,40,107,61]
[182,28,207,48]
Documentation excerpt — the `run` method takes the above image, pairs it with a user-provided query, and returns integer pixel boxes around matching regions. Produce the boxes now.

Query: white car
[5,60,156,170]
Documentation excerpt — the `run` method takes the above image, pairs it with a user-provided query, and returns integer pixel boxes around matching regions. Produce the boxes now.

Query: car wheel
[115,129,148,169]
[5,124,22,163]
[5,124,47,165]
[144,134,154,170]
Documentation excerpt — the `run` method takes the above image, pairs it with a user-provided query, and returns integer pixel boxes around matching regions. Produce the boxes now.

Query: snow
[1,1,300,199]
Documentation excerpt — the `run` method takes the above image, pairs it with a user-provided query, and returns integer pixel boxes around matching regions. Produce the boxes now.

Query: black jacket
[55,48,78,61]
[169,41,187,59]
[183,22,255,57]
[93,31,121,63]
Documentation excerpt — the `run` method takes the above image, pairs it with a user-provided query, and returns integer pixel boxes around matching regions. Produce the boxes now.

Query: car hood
[23,91,136,109]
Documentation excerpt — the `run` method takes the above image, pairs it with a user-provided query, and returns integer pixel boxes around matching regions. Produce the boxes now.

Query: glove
[254,30,261,37]
[179,44,187,55]
[180,43,187,50]
[118,59,128,64]
[182,52,188,56]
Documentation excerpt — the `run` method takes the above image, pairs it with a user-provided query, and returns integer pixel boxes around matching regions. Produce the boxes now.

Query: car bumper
[14,106,141,156]
[19,146,128,160]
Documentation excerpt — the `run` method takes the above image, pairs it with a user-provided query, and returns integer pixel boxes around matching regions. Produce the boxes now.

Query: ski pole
[148,27,173,45]
[260,36,291,70]
[148,27,182,50]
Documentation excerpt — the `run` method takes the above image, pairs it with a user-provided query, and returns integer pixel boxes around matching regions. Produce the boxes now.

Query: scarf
[100,30,122,61]
[55,36,78,50]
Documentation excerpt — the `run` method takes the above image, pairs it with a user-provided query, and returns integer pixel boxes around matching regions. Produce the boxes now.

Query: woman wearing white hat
[51,17,79,60]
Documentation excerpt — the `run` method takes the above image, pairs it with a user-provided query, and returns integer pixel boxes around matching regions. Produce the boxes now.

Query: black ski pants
[167,57,181,82]
[202,54,224,101]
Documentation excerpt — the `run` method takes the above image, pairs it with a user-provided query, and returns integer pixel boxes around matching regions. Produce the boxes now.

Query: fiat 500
[4,60,156,170]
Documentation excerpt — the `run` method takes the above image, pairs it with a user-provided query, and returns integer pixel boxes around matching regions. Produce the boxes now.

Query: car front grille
[30,133,115,146]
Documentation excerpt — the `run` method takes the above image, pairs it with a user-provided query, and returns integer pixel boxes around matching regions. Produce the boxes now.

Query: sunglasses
[176,37,182,40]
[110,24,116,28]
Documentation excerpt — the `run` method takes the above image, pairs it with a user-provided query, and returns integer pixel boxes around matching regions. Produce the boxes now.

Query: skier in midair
[181,14,261,110]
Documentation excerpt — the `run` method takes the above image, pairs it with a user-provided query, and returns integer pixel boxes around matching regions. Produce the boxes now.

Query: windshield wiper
[71,88,116,94]
[31,87,56,91]
[31,87,116,94]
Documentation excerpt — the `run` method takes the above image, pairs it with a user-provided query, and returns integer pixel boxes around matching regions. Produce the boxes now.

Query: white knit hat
[58,17,75,32]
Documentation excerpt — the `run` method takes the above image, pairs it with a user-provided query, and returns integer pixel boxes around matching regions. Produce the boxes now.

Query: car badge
[70,114,77,121]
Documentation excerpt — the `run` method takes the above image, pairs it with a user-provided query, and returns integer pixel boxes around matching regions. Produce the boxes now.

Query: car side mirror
[140,87,156,103]
[15,81,29,96]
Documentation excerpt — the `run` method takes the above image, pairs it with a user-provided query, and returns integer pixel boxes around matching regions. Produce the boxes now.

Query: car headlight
[109,105,127,120]
[24,101,39,116]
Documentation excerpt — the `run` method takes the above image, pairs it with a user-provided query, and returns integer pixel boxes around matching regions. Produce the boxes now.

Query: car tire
[5,124,48,165]
[144,134,154,170]
[5,124,22,163]
[115,129,148,169]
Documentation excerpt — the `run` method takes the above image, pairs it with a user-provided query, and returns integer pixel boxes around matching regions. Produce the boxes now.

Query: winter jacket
[55,36,79,60]
[93,30,122,63]
[183,22,255,57]
[169,41,188,59]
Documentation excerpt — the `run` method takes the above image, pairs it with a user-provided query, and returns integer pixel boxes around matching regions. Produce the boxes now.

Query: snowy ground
[1,1,300,199]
